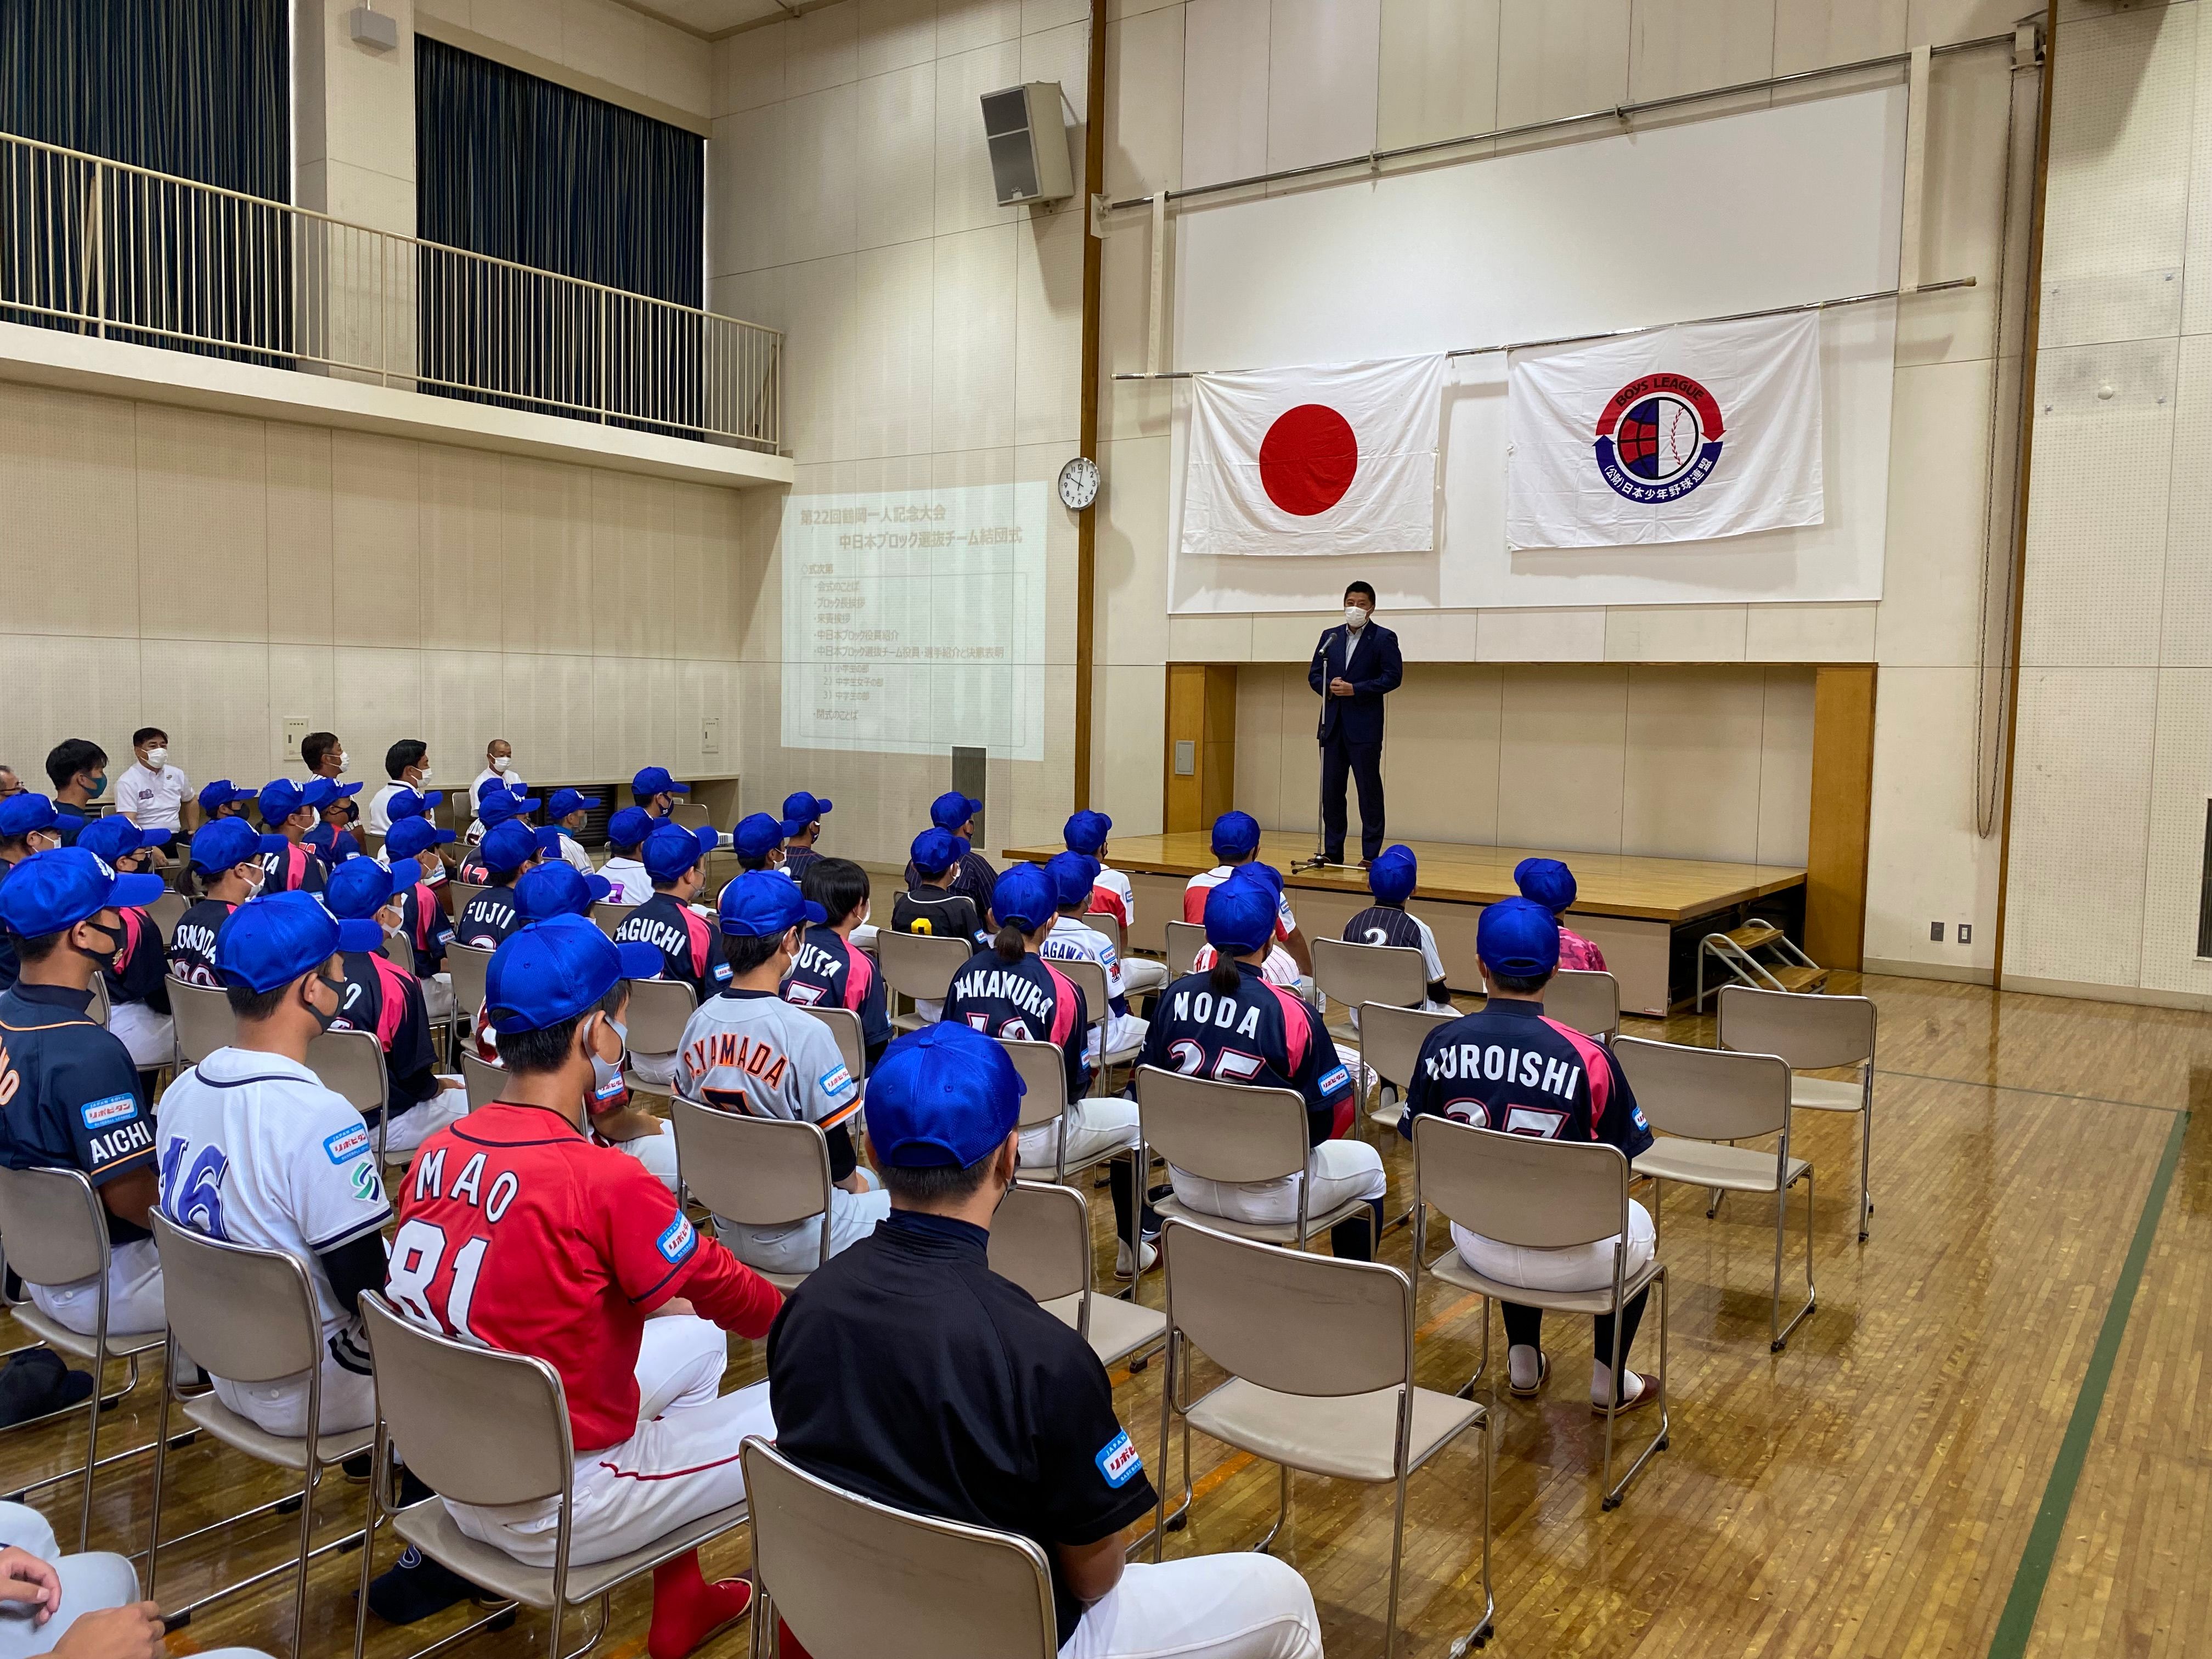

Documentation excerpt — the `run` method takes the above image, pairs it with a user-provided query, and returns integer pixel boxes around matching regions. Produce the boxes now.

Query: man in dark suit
[1307,580,1403,867]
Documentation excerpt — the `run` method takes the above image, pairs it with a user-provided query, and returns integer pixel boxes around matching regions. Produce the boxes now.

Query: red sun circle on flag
[1258,403,1358,516]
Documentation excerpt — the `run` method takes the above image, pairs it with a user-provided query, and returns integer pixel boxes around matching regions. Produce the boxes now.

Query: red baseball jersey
[389,1101,781,1452]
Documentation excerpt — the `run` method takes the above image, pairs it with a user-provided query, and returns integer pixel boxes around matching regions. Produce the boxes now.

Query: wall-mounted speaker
[980,82,1074,207]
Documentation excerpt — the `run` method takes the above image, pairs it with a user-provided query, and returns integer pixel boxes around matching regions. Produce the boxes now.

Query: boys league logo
[1593,373,1725,504]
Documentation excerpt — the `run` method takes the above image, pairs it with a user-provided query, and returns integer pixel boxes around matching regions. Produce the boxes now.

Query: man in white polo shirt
[155,890,393,1437]
[115,727,194,855]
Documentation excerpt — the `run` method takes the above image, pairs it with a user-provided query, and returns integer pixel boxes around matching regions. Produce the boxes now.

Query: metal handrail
[0,126,782,452]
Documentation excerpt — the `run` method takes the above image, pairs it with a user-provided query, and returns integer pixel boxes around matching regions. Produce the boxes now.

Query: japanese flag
[1180,355,1446,558]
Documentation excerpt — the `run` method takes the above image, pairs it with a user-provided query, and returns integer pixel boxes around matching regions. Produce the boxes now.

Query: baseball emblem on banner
[1593,373,1725,504]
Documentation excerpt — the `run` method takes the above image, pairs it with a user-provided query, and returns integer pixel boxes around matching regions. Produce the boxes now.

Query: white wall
[2004,1,2212,1007]
[1096,0,2036,979]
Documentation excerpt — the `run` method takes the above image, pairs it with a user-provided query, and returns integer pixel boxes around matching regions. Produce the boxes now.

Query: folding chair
[0,1166,173,1549]
[148,890,188,945]
[669,801,710,832]
[445,943,494,1053]
[741,1437,1057,1659]
[876,930,969,1034]
[85,973,111,1028]
[1717,984,1877,1240]
[619,979,697,1103]
[1001,1037,1141,1266]
[381,926,415,973]
[1152,1219,1492,1658]
[670,1101,833,1291]
[460,1050,505,1109]
[797,1005,868,1102]
[1163,921,1205,980]
[307,1027,397,1166]
[1093,910,1167,999]
[988,1180,1165,1369]
[1545,969,1621,1044]
[1409,1115,1668,1509]
[354,1292,753,1659]
[1053,956,1141,1090]
[1359,1002,1454,1133]
[1311,937,1426,1134]
[590,901,637,938]
[166,978,238,1066]
[146,1213,376,1651]
[1615,1036,1814,1351]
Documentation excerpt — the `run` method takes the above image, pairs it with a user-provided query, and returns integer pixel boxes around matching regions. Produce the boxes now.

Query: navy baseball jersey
[166,897,239,988]
[901,849,998,919]
[1137,962,1353,1145]
[614,893,731,1011]
[0,983,157,1240]
[1400,1000,1652,1157]
[782,926,890,1057]
[943,949,1088,1105]
[326,951,443,1116]
[455,885,522,950]
[103,907,171,1017]
[259,840,326,896]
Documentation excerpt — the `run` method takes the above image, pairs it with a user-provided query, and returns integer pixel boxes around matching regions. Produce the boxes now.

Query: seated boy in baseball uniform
[390,917,782,1659]
[767,1023,1323,1659]
[156,890,392,1436]
[783,859,890,1070]
[1182,812,1312,983]
[596,808,656,906]
[453,820,544,949]
[379,817,458,1023]
[0,795,64,995]
[1063,810,1165,997]
[1340,844,1452,1015]
[546,790,600,875]
[1037,851,1147,1068]
[75,816,174,1094]
[323,860,468,1158]
[677,872,889,1275]
[900,792,997,915]
[778,792,831,883]
[612,825,729,1088]
[255,780,335,896]
[167,818,270,988]
[730,812,797,877]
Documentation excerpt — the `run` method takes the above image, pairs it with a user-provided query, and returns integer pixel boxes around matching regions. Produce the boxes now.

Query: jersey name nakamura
[950,966,1056,1025]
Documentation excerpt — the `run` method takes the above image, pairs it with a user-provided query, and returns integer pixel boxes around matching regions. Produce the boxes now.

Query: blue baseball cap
[484,915,662,1036]
[1064,810,1113,855]
[1370,844,1418,906]
[862,1022,1023,1169]
[0,848,167,939]
[733,812,800,860]
[718,868,827,938]
[642,823,718,884]
[480,791,541,827]
[1210,810,1261,860]
[910,828,968,877]
[606,806,657,850]
[385,788,444,820]
[1045,851,1100,910]
[1203,871,1276,957]
[516,860,612,923]
[383,816,456,860]
[783,791,832,823]
[1514,857,1577,913]
[547,789,600,820]
[478,819,541,875]
[190,817,275,875]
[77,816,166,868]
[1477,896,1561,978]
[196,780,256,814]
[216,891,382,992]
[258,779,317,823]
[930,792,983,831]
[0,793,59,839]
[325,856,411,921]
[990,864,1054,933]
[632,766,689,798]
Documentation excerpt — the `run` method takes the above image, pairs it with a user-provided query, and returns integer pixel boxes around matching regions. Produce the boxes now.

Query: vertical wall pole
[1074,0,1108,810]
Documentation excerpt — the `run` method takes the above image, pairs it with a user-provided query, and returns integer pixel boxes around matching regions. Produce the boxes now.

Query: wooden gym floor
[3,971,2206,1658]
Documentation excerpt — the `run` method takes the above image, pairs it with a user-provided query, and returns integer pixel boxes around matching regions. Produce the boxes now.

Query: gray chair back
[1312,937,1426,1013]
[1135,1065,1308,1186]
[149,1211,321,1385]
[448,881,487,917]
[358,1292,572,1507]
[149,890,188,944]
[1358,1001,1453,1090]
[445,943,493,1020]
[670,1100,832,1231]
[986,1181,1088,1307]
[1614,1035,1791,1142]
[1164,921,1205,979]
[306,1028,387,1118]
[1001,1038,1073,1126]
[742,1438,1058,1659]
[0,1165,107,1288]
[167,977,237,1065]
[381,926,415,972]
[1161,1218,1409,1398]
[669,802,710,832]
[86,973,111,1028]
[1545,969,1621,1042]
[1717,984,1876,1071]
[1056,956,1109,1031]
[877,930,970,1003]
[799,1005,868,1080]
[1089,911,1130,957]
[460,1050,504,1109]
[591,900,637,937]
[622,977,698,1054]
[1412,1114,1629,1251]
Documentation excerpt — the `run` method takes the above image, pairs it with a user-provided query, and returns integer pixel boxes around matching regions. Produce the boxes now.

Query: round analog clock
[1057,454,1101,511]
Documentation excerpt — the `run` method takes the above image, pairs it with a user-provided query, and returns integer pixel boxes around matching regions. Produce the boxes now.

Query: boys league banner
[1181,355,1446,557]
[1505,311,1824,549]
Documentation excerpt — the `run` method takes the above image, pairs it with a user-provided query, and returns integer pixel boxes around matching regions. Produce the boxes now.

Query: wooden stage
[1001,832,1808,1015]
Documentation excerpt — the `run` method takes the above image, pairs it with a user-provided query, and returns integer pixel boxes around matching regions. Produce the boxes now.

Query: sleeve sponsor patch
[1317,1065,1351,1096]
[710,962,733,983]
[80,1094,139,1130]
[819,1064,855,1098]
[657,1213,697,1264]
[349,1161,383,1204]
[1096,1430,1142,1488]
[324,1125,373,1164]
[1630,1104,1649,1130]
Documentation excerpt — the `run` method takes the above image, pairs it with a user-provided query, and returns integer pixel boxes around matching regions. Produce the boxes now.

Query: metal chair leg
[1251,1463,1291,1555]
[1771,1171,1817,1351]
[1858,1094,1873,1242]
[1382,1464,1408,1659]
[1600,1268,1669,1510]
[1449,1414,1496,1655]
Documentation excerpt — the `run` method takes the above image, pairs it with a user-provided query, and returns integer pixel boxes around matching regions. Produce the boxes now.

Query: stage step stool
[1696,920,1829,1009]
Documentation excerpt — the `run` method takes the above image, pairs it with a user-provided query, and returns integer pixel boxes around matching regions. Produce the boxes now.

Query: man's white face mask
[1344,605,1369,629]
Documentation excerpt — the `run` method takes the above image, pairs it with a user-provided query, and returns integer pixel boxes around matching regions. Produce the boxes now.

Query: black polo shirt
[768,1209,1155,1646]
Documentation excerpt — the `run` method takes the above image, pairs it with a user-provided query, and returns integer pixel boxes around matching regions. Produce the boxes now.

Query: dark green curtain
[415,37,705,435]
[0,0,290,358]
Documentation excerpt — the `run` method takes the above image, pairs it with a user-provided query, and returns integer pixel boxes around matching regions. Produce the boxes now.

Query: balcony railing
[0,129,781,453]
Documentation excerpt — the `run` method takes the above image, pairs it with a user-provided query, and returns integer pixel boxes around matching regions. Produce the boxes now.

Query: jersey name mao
[943,950,1087,1105]
[613,894,730,1013]
[1136,963,1352,1143]
[1402,1001,1651,1156]
[167,898,238,988]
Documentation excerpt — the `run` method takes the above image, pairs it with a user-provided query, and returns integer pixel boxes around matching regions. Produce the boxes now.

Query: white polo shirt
[115,761,192,833]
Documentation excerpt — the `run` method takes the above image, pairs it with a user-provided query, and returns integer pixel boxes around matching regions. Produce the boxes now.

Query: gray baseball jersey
[674,988,859,1131]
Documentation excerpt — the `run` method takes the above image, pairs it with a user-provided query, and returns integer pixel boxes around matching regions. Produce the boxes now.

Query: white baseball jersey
[115,762,192,833]
[599,856,651,905]
[1183,866,1297,939]
[557,831,593,874]
[1192,939,1304,988]
[1088,865,1137,930]
[154,1048,391,1367]
[1039,916,1147,1063]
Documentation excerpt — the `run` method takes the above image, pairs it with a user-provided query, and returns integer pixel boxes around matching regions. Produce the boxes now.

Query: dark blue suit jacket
[1308,621,1403,743]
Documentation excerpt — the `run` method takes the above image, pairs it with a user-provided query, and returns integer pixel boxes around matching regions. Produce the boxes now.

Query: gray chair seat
[891,1010,932,1033]
[394,1498,748,1608]
[10,1305,165,1362]
[1634,1138,1808,1194]
[1037,1293,1166,1370]
[1149,1189,1373,1248]
[1121,958,1169,994]
[1426,1248,1663,1318]
[180,1393,375,1472]
[1183,1377,1481,1485]
[1791,1075,1865,1111]
[1369,1102,1404,1131]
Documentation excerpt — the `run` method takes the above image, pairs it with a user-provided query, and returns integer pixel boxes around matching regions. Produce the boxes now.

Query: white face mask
[1344,605,1369,630]
[143,747,168,769]
[414,766,433,785]
[492,757,510,774]
[336,750,349,774]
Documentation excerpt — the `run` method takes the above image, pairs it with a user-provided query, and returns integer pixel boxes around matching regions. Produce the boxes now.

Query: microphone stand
[1297,634,1335,873]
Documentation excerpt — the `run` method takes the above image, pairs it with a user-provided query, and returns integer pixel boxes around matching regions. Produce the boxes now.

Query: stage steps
[1696,919,1829,1007]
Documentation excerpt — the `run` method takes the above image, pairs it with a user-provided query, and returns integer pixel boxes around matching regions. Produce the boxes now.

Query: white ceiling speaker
[980,83,1074,207]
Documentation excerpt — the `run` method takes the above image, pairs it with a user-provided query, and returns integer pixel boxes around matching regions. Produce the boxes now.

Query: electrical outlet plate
[1957,923,1972,945]
[1174,740,1196,777]
[1929,921,1945,942]
[701,716,721,758]
[282,716,308,760]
